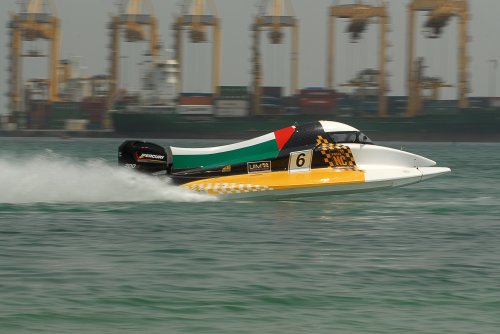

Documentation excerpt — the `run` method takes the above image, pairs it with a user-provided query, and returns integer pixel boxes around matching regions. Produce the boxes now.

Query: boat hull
[183,165,450,199]
[117,120,451,199]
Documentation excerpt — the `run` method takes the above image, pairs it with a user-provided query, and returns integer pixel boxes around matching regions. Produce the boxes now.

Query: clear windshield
[327,131,373,144]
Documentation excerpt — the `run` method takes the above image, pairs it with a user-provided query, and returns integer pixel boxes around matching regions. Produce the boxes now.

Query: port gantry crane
[327,0,389,117]
[173,0,221,96]
[252,0,299,115]
[108,0,160,99]
[7,0,60,124]
[407,0,469,117]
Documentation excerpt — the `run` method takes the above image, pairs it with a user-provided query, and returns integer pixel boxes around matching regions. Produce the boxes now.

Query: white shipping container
[490,97,500,107]
[177,105,214,115]
[215,100,249,117]
[65,119,89,131]
[2,123,17,131]
[215,100,248,109]
[215,108,248,117]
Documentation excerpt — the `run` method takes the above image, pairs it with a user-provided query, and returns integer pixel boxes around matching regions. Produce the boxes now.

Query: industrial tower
[251,0,299,115]
[407,0,469,117]
[7,0,60,124]
[108,0,160,99]
[173,0,221,95]
[327,0,389,116]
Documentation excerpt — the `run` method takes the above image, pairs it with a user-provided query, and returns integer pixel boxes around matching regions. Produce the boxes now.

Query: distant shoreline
[1,129,499,143]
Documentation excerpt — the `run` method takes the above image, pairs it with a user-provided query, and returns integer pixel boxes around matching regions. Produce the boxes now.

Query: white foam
[0,151,215,204]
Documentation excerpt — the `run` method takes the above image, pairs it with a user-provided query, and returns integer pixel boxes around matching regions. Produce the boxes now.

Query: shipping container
[14,112,27,129]
[215,99,249,117]
[299,88,336,97]
[177,105,214,115]
[260,105,284,115]
[82,98,107,126]
[216,100,248,109]
[87,109,106,124]
[422,99,458,109]
[299,97,335,108]
[283,95,299,106]
[87,122,103,130]
[49,101,82,114]
[465,97,487,109]
[65,119,89,131]
[260,96,282,107]
[180,92,213,97]
[48,101,83,129]
[27,100,49,129]
[358,101,378,114]
[215,108,248,117]
[488,97,500,108]
[300,106,334,115]
[123,95,140,103]
[2,122,17,131]
[82,97,107,108]
[179,95,213,106]
[219,86,248,100]
[261,86,283,98]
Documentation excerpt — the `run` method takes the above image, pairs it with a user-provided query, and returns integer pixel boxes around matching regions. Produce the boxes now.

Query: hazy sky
[1,0,500,115]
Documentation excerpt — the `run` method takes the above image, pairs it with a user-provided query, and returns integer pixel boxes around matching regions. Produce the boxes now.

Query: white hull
[184,143,451,199]
[218,166,450,199]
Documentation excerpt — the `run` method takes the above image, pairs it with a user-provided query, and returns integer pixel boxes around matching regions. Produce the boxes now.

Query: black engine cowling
[118,140,171,175]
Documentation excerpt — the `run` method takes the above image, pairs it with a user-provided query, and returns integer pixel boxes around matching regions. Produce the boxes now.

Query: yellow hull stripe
[183,168,365,195]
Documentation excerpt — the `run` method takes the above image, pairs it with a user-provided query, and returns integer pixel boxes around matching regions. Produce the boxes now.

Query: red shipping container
[179,96,213,105]
[300,88,336,97]
[87,109,105,124]
[299,97,336,108]
[300,106,335,115]
[27,101,49,129]
[82,99,107,124]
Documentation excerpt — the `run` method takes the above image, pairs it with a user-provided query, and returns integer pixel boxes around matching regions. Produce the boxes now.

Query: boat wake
[0,152,215,204]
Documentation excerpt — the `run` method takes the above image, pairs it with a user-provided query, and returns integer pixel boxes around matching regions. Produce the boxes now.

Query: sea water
[0,137,499,333]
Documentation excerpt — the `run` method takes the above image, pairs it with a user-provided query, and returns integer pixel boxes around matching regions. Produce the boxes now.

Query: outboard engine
[118,140,171,175]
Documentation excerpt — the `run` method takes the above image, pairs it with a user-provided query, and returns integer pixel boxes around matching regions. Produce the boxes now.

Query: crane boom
[327,1,389,116]
[252,0,299,115]
[108,0,160,100]
[174,0,221,96]
[8,0,60,125]
[407,0,468,117]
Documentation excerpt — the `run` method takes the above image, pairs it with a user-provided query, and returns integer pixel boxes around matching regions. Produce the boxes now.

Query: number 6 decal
[289,150,313,173]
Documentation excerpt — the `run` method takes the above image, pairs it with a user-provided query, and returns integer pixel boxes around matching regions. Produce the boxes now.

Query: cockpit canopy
[319,121,373,144]
[326,131,373,144]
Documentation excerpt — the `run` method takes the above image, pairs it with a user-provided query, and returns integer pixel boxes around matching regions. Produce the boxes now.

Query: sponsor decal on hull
[316,136,357,169]
[247,161,271,174]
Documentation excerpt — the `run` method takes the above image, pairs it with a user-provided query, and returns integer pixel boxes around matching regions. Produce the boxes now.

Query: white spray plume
[0,152,215,204]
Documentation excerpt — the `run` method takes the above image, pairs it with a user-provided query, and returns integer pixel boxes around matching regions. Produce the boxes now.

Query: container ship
[6,59,499,142]
[111,83,500,142]
[110,57,500,142]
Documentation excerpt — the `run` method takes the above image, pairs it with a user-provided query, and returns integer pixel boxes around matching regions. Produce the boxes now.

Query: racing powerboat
[118,121,450,198]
